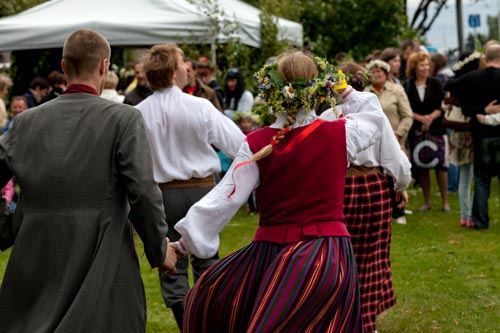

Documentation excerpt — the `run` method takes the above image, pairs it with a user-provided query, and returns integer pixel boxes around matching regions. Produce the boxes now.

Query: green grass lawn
[1,177,499,332]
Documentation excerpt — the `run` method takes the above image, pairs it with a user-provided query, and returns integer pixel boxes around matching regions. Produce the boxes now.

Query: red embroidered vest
[246,119,350,244]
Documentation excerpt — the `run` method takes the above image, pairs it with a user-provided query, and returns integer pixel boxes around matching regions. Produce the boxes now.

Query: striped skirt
[343,173,394,333]
[184,237,363,333]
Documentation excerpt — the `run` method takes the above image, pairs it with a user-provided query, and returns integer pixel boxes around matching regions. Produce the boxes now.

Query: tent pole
[211,37,217,67]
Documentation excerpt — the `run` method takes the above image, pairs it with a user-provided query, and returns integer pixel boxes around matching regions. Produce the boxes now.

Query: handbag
[441,104,471,130]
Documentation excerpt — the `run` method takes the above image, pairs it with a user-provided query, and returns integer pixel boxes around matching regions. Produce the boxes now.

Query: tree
[299,0,406,60]
[0,0,46,18]
[487,14,500,41]
[409,0,448,35]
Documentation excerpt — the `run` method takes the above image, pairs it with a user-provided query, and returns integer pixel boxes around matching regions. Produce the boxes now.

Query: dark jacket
[0,94,168,332]
[445,67,500,138]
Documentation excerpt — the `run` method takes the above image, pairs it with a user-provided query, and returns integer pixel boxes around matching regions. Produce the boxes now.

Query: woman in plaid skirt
[172,52,388,333]
[320,62,411,333]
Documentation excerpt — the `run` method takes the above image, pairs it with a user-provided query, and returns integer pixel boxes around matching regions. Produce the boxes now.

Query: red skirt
[344,172,394,333]
[183,237,363,333]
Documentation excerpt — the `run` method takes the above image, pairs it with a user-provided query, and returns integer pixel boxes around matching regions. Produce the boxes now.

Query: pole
[211,36,217,68]
[456,0,463,54]
[497,0,500,40]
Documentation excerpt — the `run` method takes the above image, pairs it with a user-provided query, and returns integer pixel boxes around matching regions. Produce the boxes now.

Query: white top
[174,86,387,258]
[224,90,254,119]
[100,89,125,103]
[136,86,245,183]
[484,112,500,126]
[320,91,411,192]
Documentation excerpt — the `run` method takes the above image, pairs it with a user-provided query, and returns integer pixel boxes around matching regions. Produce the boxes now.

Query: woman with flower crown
[321,61,411,333]
[172,51,387,333]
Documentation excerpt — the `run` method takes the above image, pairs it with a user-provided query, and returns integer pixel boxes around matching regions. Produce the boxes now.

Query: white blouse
[174,86,387,258]
[320,91,411,192]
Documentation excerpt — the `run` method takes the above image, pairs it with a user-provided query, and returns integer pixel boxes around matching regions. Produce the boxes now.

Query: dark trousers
[471,137,500,228]
[159,185,219,328]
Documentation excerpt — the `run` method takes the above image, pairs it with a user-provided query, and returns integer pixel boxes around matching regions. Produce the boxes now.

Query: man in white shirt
[136,44,245,332]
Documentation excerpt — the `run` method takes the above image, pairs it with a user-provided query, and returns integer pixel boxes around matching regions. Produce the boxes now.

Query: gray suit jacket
[0,93,168,332]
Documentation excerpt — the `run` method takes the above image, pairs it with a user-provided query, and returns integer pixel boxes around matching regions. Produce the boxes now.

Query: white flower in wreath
[282,84,295,100]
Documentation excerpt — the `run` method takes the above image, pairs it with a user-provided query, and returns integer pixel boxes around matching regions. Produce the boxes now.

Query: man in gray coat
[0,29,178,332]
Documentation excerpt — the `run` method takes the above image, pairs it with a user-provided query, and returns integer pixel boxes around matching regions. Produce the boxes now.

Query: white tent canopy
[0,0,303,51]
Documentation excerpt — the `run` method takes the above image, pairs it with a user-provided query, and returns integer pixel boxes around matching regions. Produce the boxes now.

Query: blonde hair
[142,44,183,91]
[63,30,110,80]
[0,73,12,91]
[406,52,432,81]
[104,71,119,89]
[253,52,319,162]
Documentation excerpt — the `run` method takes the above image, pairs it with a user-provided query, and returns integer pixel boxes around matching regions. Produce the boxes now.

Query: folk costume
[321,90,411,333]
[174,84,386,333]
[0,85,168,332]
[136,86,244,329]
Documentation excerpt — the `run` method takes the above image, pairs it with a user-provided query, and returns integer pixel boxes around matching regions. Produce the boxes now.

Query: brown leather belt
[346,166,381,177]
[158,175,215,190]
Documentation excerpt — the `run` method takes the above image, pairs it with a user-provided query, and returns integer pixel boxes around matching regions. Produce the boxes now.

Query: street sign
[468,14,481,28]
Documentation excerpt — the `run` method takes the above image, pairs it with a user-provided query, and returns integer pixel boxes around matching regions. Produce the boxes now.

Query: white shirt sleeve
[174,140,258,258]
[484,113,500,126]
[340,87,386,161]
[208,107,246,158]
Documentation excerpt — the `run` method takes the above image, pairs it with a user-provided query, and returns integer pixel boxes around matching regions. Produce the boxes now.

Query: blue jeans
[458,163,473,220]
[472,137,500,228]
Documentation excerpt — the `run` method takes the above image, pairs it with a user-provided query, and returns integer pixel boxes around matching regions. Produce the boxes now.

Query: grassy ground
[1,177,499,332]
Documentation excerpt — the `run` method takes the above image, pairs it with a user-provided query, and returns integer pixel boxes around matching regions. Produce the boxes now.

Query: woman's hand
[395,190,409,209]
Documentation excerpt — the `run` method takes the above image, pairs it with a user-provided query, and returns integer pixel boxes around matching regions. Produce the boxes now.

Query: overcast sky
[407,0,496,53]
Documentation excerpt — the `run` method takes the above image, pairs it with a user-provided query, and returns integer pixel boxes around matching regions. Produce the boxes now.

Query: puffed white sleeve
[207,103,246,158]
[174,140,259,258]
[378,116,412,191]
[341,86,386,161]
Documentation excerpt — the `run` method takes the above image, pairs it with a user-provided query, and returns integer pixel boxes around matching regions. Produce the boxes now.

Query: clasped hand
[158,238,184,274]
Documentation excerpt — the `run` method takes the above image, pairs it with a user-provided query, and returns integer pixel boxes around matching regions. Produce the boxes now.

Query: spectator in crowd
[431,52,459,194]
[223,68,254,119]
[443,51,481,227]
[431,53,455,87]
[2,96,28,133]
[379,47,402,85]
[0,74,12,126]
[183,58,222,111]
[365,59,413,224]
[100,71,125,103]
[445,44,500,229]
[197,56,224,107]
[23,76,50,108]
[41,70,66,103]
[399,39,415,83]
[135,43,245,332]
[404,52,449,212]
[0,28,177,332]
[124,62,152,105]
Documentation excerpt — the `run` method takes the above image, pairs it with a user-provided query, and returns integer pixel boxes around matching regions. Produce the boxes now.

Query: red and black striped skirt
[183,237,363,333]
[344,172,394,333]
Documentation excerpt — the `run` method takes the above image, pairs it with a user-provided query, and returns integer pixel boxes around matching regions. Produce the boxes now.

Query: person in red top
[172,52,387,333]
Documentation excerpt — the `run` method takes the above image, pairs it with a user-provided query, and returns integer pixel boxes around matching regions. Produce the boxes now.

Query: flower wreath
[347,69,373,90]
[452,51,482,72]
[254,56,342,117]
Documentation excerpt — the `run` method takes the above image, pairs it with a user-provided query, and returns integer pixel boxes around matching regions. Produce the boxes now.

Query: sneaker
[395,216,407,225]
